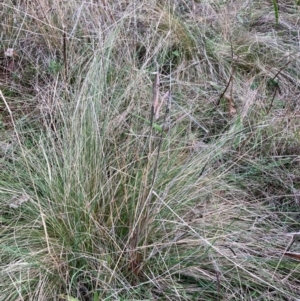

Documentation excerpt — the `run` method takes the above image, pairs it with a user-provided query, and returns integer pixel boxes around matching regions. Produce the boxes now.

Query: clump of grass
[1,0,300,300]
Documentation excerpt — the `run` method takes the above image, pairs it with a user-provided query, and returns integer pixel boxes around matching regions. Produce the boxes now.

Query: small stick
[216,68,235,107]
[272,60,291,82]
[216,43,238,107]
[266,87,278,115]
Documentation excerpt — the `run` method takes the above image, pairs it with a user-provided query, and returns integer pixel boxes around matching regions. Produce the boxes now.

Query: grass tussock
[1,0,300,300]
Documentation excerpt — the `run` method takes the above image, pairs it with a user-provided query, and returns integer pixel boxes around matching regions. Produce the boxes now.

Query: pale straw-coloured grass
[0,0,300,300]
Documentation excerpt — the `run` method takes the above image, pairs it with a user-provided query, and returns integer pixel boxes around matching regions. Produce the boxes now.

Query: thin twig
[216,43,238,107]
[215,71,234,107]
[198,162,208,178]
[272,60,291,82]
[266,87,279,115]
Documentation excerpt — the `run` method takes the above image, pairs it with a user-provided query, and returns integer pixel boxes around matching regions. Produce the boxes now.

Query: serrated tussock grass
[1,0,300,300]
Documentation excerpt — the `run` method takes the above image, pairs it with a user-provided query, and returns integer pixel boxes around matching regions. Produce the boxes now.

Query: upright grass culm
[272,0,279,25]
[1,0,300,300]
